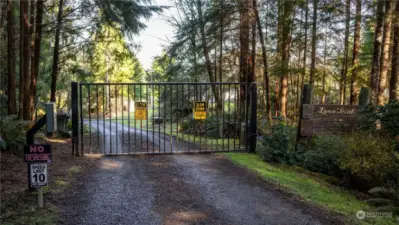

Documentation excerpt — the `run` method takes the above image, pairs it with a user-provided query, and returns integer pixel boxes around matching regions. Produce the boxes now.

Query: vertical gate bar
[102,86,105,154]
[215,84,219,152]
[204,84,208,151]
[163,85,166,153]
[115,86,118,155]
[222,84,225,151]
[233,84,237,151]
[134,84,137,153]
[249,82,258,153]
[228,84,231,151]
[79,83,83,156]
[146,84,149,153]
[88,85,92,154]
[128,85,131,154]
[71,82,78,156]
[158,84,161,153]
[176,85,179,151]
[140,85,143,152]
[210,85,215,151]
[109,85,112,155]
[96,86,100,154]
[169,85,172,153]
[121,85,124,154]
[187,84,191,152]
[199,84,202,152]
[245,84,249,151]
[152,84,155,154]
[192,83,198,150]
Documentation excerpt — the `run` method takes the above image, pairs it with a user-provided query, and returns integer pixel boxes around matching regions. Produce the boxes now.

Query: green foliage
[302,135,344,177]
[359,101,399,137]
[367,186,399,216]
[339,132,398,189]
[258,123,297,164]
[0,116,25,151]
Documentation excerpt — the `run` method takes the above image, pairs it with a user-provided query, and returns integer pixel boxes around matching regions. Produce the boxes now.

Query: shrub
[258,123,297,164]
[302,135,345,177]
[359,100,399,137]
[0,116,25,152]
[339,132,398,190]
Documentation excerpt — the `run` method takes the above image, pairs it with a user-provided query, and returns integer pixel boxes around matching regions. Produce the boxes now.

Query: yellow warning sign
[135,102,147,120]
[194,102,207,120]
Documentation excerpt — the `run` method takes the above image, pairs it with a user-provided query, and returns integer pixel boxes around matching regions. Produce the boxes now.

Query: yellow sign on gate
[135,102,147,120]
[194,102,207,120]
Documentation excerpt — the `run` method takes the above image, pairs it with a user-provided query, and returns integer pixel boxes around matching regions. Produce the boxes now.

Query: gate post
[71,82,79,156]
[248,82,258,153]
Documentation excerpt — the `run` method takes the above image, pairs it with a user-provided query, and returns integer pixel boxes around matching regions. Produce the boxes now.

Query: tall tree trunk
[239,0,251,120]
[18,0,26,118]
[349,0,361,105]
[378,0,395,105]
[50,0,64,102]
[322,22,327,104]
[253,0,271,121]
[20,0,31,120]
[196,0,221,107]
[301,0,308,91]
[389,3,398,101]
[251,13,256,82]
[280,0,294,119]
[309,0,318,85]
[340,0,350,105]
[7,0,16,115]
[219,0,223,83]
[370,0,384,104]
[30,0,43,119]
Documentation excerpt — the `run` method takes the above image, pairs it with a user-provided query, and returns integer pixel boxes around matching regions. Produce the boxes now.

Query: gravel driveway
[59,122,344,225]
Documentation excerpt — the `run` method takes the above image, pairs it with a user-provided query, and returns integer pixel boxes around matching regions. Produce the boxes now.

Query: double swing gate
[71,82,257,155]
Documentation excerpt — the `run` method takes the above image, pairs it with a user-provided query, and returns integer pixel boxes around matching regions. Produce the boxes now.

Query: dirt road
[59,121,344,225]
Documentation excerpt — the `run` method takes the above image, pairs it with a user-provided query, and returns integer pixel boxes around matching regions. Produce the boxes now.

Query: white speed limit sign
[29,163,48,188]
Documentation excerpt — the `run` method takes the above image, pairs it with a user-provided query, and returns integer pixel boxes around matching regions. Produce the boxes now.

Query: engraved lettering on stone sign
[316,106,356,116]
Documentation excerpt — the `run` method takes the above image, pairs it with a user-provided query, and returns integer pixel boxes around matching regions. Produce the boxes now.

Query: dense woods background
[0,0,398,122]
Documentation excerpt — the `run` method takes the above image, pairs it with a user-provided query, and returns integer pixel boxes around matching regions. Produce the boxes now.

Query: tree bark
[309,0,318,85]
[389,3,398,101]
[301,0,308,93]
[18,0,26,118]
[370,0,384,104]
[219,0,223,83]
[253,0,271,121]
[378,0,394,105]
[30,0,44,119]
[349,0,361,105]
[322,21,327,104]
[340,0,350,105]
[20,0,31,120]
[50,0,64,102]
[7,0,16,115]
[280,0,294,119]
[196,0,221,107]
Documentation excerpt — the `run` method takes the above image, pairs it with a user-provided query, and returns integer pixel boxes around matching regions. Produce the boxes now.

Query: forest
[0,0,399,222]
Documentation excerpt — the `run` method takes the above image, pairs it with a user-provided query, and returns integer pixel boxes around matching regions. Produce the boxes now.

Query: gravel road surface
[59,121,344,225]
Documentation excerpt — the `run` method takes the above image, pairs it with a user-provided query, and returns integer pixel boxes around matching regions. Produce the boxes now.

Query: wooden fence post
[359,87,371,106]
[296,84,312,148]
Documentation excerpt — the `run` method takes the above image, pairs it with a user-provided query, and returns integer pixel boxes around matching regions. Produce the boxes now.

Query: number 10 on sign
[29,163,48,188]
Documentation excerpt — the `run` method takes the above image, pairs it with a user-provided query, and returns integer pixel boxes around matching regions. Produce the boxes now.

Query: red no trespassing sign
[24,144,52,163]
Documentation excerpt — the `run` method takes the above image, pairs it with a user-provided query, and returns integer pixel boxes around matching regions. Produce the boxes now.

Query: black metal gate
[71,82,257,155]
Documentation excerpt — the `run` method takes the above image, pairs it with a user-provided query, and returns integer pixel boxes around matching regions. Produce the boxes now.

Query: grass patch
[223,153,398,225]
[67,165,82,175]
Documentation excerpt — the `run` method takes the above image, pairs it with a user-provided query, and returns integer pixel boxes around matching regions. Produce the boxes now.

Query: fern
[367,186,399,216]
[0,116,26,151]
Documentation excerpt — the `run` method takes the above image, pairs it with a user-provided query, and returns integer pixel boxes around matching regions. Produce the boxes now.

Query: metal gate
[71,82,257,155]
